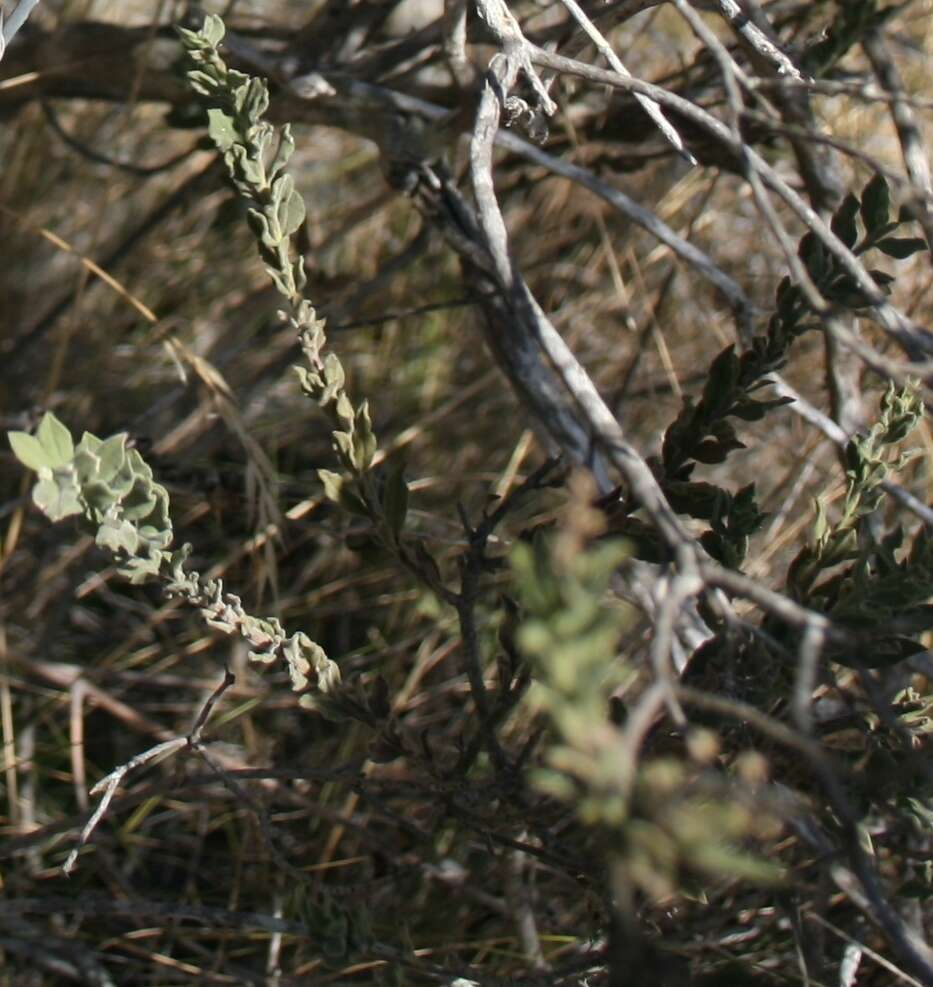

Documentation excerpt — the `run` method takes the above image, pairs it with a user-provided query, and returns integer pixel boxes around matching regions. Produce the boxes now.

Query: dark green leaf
[665,481,727,521]
[729,396,793,422]
[870,269,895,286]
[798,232,828,283]
[875,237,927,259]
[860,174,891,234]
[691,440,736,464]
[824,277,872,309]
[702,346,741,414]
[831,193,860,248]
[831,635,925,669]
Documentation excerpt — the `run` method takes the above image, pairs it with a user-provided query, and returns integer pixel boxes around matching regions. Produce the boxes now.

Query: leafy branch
[7,412,340,704]
[178,16,403,545]
[785,381,933,667]
[513,475,783,904]
[615,173,925,572]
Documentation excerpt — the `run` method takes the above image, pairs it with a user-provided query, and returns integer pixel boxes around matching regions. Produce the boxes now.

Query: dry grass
[1,1,932,984]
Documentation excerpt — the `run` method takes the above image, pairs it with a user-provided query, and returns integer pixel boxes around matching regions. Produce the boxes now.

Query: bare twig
[713,0,808,82]
[557,0,697,164]
[0,0,42,62]
[863,27,933,252]
[527,43,933,359]
[62,669,236,875]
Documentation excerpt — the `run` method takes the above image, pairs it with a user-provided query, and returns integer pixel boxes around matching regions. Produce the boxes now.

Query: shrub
[2,3,933,985]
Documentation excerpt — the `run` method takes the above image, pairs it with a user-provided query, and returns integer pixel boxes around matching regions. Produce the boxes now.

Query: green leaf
[319,469,345,505]
[201,13,225,48]
[239,154,265,190]
[320,353,346,404]
[79,432,102,453]
[280,188,306,238]
[334,392,354,430]
[207,108,238,152]
[730,396,794,422]
[798,232,828,283]
[185,70,218,98]
[73,448,101,485]
[665,481,726,522]
[702,346,740,414]
[869,269,895,293]
[33,475,83,521]
[120,551,165,584]
[271,173,294,209]
[875,237,927,259]
[831,193,860,248]
[333,430,355,466]
[36,413,74,467]
[860,174,890,234]
[96,516,140,556]
[120,482,158,521]
[812,498,828,543]
[353,400,377,472]
[691,440,731,464]
[82,480,119,517]
[137,523,173,551]
[8,431,52,471]
[831,636,925,669]
[242,77,270,122]
[96,433,128,483]
[270,125,295,178]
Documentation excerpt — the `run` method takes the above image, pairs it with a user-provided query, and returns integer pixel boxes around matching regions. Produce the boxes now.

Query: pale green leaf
[318,469,345,504]
[201,13,225,48]
[96,433,128,483]
[36,413,74,467]
[33,476,83,521]
[280,188,306,238]
[207,108,237,152]
[8,432,51,471]
[96,516,139,556]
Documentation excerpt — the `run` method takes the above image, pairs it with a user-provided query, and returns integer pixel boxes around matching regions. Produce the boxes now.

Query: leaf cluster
[512,524,782,901]
[8,412,341,703]
[9,412,171,565]
[179,17,408,557]
[786,381,933,667]
[616,173,924,573]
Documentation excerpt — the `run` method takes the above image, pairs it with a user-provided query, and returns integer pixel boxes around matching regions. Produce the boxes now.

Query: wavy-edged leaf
[33,476,83,521]
[96,516,140,556]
